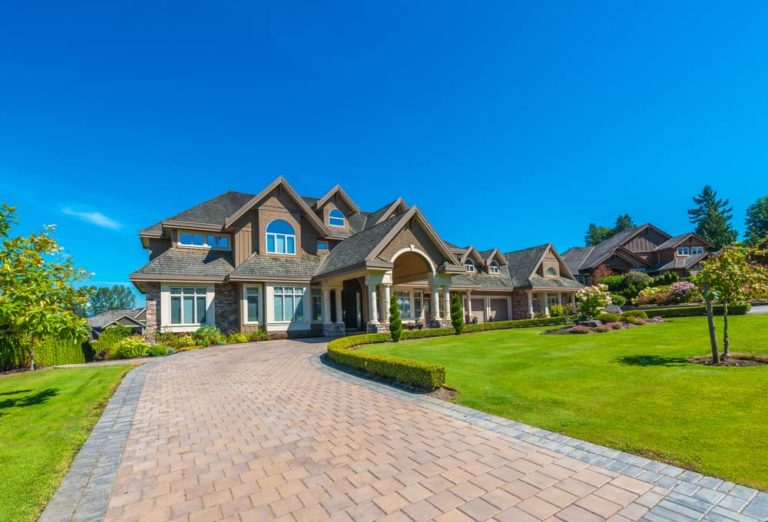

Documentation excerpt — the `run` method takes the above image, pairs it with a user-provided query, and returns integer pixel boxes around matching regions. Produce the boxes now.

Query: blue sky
[2,1,767,305]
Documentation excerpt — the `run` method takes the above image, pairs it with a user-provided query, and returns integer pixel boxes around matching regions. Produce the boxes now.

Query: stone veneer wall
[511,291,531,319]
[215,283,240,333]
[144,283,161,341]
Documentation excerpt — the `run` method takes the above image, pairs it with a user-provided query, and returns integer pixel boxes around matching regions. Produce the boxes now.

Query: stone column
[334,288,344,324]
[527,291,534,318]
[380,284,391,324]
[466,291,473,323]
[442,286,451,320]
[368,284,379,323]
[322,287,331,323]
[431,285,441,321]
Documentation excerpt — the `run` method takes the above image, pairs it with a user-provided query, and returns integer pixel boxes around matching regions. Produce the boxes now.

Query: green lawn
[0,365,131,522]
[363,314,768,490]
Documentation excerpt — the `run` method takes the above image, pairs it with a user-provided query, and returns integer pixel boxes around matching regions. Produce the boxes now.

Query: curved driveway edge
[39,359,162,522]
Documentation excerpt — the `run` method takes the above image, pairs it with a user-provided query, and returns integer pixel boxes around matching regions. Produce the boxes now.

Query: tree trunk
[30,346,36,371]
[705,298,719,364]
[722,302,730,361]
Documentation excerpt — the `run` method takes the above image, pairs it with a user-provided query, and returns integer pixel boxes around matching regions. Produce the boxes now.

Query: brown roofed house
[130,177,582,338]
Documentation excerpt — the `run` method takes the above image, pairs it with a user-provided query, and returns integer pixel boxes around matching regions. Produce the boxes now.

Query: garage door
[469,298,485,323]
[489,298,509,321]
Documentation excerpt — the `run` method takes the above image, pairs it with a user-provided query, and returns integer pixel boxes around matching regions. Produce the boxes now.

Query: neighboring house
[562,225,713,285]
[130,176,582,338]
[87,308,147,338]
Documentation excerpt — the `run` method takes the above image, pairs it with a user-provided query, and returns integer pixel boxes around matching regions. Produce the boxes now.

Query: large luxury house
[130,177,581,338]
[561,224,713,285]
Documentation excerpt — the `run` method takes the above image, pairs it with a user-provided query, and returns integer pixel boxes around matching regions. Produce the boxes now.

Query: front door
[342,280,360,329]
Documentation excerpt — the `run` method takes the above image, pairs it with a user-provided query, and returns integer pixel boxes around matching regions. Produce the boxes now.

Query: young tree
[389,294,403,342]
[450,293,464,335]
[584,224,614,246]
[688,185,737,249]
[84,285,136,315]
[744,195,768,246]
[613,214,636,233]
[0,204,91,370]
[693,244,768,362]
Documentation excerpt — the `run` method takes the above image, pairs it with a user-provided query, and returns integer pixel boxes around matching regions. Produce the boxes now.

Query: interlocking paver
[81,340,764,522]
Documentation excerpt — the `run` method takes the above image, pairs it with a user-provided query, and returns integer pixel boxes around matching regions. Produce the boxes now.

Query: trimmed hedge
[464,316,571,332]
[327,334,445,390]
[35,338,94,367]
[642,303,751,318]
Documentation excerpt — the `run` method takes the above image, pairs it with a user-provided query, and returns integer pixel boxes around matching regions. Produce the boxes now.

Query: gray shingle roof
[528,276,582,289]
[232,254,321,280]
[653,252,709,272]
[166,191,255,226]
[561,246,594,274]
[132,248,234,279]
[451,266,514,289]
[87,309,145,329]
[364,200,403,229]
[653,233,698,252]
[504,244,550,286]
[314,216,403,277]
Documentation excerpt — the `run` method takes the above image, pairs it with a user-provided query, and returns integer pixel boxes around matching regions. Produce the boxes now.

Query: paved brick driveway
[101,340,763,521]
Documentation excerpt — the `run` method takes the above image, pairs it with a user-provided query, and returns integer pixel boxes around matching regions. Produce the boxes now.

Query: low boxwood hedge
[464,316,571,332]
[327,334,445,390]
[641,303,751,318]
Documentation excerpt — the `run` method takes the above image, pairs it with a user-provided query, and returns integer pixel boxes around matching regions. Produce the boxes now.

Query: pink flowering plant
[575,284,612,321]
[667,281,699,303]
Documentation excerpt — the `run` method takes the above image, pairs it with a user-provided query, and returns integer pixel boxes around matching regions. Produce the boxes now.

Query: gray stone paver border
[39,360,162,522]
[315,354,768,521]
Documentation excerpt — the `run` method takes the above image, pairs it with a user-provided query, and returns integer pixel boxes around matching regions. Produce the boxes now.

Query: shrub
[624,315,646,325]
[327,334,445,390]
[247,330,267,342]
[35,338,95,367]
[599,274,627,292]
[114,336,148,359]
[147,344,170,357]
[193,326,226,347]
[450,293,464,335]
[652,271,679,286]
[226,332,249,344]
[154,332,198,349]
[389,294,403,342]
[92,324,132,359]
[569,325,591,334]
[549,304,568,317]
[594,325,610,333]
[402,327,454,339]
[635,285,671,306]
[604,321,624,330]
[464,316,571,333]
[646,303,751,318]
[595,312,621,323]
[622,310,648,320]
[576,284,612,320]
[610,294,627,307]
[668,281,699,303]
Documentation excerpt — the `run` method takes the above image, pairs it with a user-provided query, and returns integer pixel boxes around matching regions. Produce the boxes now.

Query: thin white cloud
[62,207,122,230]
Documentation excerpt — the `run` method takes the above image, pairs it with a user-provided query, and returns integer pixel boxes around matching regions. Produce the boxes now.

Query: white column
[408,290,415,321]
[380,284,391,323]
[322,287,331,323]
[527,291,534,318]
[334,288,343,324]
[466,291,473,322]
[368,284,379,323]
[443,286,451,320]
[570,293,576,306]
[541,294,550,317]
[431,286,441,321]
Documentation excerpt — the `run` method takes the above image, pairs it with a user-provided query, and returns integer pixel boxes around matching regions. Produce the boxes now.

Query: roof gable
[314,185,361,214]
[364,198,409,229]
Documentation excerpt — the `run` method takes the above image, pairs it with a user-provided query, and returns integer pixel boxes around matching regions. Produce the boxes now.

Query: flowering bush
[635,285,671,306]
[575,284,612,320]
[569,325,591,334]
[668,281,699,303]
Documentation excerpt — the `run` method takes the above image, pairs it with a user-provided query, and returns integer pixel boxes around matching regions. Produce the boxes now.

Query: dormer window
[546,266,558,277]
[317,241,329,252]
[329,209,345,227]
[489,261,500,274]
[266,220,296,255]
[677,246,690,256]
[465,260,475,272]
[691,246,705,255]
[179,231,230,250]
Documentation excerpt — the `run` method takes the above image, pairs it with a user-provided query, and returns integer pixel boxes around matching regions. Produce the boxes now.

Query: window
[489,261,500,274]
[244,287,260,323]
[266,220,296,255]
[414,291,423,321]
[465,260,475,272]
[273,287,305,322]
[547,293,562,308]
[329,209,345,227]
[691,246,705,255]
[395,291,411,319]
[317,241,329,252]
[179,232,230,249]
[311,289,322,321]
[546,266,558,277]
[677,246,690,256]
[170,287,207,325]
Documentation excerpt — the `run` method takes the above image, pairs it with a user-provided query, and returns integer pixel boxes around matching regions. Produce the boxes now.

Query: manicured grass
[0,365,131,522]
[362,315,768,490]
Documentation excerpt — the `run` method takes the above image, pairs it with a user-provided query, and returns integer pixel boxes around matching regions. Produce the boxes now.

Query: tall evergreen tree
[584,224,614,246]
[83,285,136,316]
[389,294,403,342]
[613,214,636,233]
[450,293,464,335]
[745,195,768,246]
[688,185,737,249]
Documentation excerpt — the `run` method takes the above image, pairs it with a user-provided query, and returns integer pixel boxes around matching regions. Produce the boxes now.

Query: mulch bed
[690,354,768,367]
[429,387,460,400]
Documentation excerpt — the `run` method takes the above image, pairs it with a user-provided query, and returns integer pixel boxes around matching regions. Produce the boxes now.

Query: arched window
[266,220,296,255]
[465,260,475,273]
[489,260,500,274]
[546,266,558,276]
[329,209,345,227]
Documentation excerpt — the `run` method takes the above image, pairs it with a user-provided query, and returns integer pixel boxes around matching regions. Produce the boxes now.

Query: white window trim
[177,230,231,250]
[465,261,475,272]
[489,261,500,274]
[265,284,310,332]
[328,209,346,228]
[242,284,263,326]
[160,283,215,333]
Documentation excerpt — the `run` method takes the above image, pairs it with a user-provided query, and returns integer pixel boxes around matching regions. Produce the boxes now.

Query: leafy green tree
[613,214,636,233]
[450,293,464,335]
[0,204,91,370]
[83,285,136,316]
[744,195,768,246]
[688,185,737,249]
[584,224,614,246]
[389,294,403,342]
[693,244,768,363]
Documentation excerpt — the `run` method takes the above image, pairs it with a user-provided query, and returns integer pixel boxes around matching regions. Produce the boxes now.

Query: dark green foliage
[91,324,132,360]
[745,195,768,246]
[610,294,627,307]
[450,294,464,334]
[596,313,621,323]
[622,310,649,320]
[598,271,651,300]
[114,336,147,359]
[645,303,750,318]
[154,332,197,349]
[389,294,403,342]
[614,214,636,233]
[652,272,679,286]
[600,275,626,293]
[35,338,94,367]
[147,344,170,357]
[327,334,445,390]
[193,326,226,347]
[688,185,738,248]
[82,285,136,316]
[402,327,454,339]
[464,316,571,332]
[584,215,637,246]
